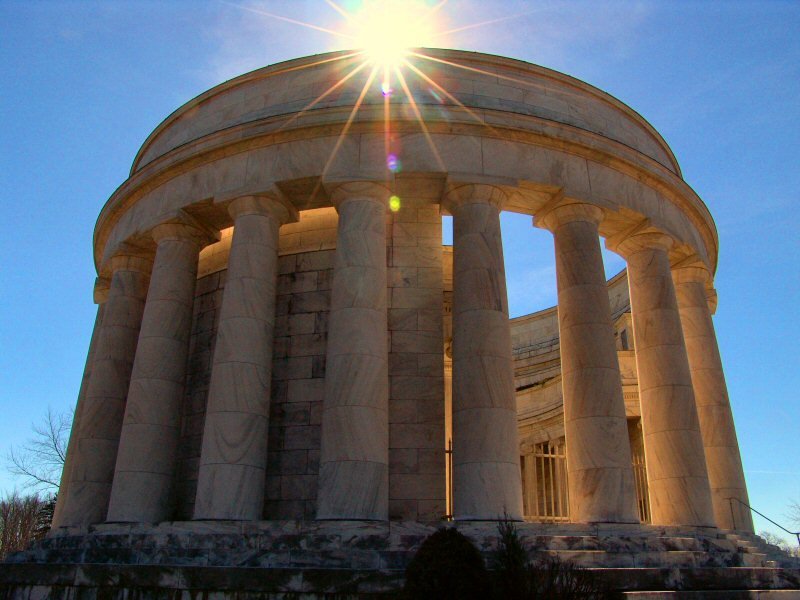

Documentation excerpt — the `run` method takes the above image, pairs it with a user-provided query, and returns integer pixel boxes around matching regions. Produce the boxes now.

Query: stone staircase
[1,521,798,598]
[724,531,800,569]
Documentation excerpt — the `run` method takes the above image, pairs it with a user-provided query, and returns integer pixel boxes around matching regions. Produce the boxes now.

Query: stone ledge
[2,564,799,598]
[4,522,799,597]
[0,563,403,596]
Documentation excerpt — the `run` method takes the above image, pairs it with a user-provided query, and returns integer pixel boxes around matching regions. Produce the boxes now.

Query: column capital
[227,194,299,225]
[672,265,711,286]
[93,277,110,304]
[534,199,604,232]
[327,180,391,210]
[441,183,506,213]
[151,211,220,247]
[672,263,718,313]
[706,287,719,315]
[611,231,673,258]
[108,244,154,274]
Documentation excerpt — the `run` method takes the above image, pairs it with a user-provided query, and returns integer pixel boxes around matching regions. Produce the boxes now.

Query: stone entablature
[51,49,754,541]
[93,51,716,277]
[130,51,680,175]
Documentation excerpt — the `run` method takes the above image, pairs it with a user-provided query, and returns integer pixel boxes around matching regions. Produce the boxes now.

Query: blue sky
[1,1,798,540]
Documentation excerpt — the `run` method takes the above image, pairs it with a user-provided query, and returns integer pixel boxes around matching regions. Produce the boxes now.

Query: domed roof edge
[129,48,683,177]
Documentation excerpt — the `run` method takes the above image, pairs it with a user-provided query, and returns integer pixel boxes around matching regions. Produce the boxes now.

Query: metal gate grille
[521,440,569,522]
[631,443,651,523]
[521,430,652,524]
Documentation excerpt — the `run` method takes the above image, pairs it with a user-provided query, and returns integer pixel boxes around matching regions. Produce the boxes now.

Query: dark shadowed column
[317,182,390,520]
[194,195,297,520]
[108,219,217,523]
[52,278,109,529]
[59,250,152,527]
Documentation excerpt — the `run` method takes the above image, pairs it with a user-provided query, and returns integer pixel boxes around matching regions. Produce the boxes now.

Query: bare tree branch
[5,408,71,493]
[788,499,800,529]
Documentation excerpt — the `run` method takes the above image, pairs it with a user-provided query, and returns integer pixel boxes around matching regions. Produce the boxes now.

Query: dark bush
[403,527,488,600]
[490,517,533,600]
[489,517,615,600]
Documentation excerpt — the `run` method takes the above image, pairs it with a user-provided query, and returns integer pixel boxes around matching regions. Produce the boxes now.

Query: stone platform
[2,521,798,598]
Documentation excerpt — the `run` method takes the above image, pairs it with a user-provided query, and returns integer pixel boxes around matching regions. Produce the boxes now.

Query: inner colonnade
[52,178,750,534]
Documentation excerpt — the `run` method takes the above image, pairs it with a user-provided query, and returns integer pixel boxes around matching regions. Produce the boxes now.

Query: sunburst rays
[393,65,446,172]
[222,0,531,203]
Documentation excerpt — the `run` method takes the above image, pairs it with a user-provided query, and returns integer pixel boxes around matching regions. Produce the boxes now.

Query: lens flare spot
[387,153,400,172]
[381,81,393,97]
[389,195,401,212]
[350,0,438,68]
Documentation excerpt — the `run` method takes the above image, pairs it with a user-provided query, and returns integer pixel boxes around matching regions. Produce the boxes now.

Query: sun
[348,0,439,68]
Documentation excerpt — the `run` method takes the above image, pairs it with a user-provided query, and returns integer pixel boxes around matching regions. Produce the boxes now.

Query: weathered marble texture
[444,184,523,520]
[108,223,214,523]
[317,182,390,520]
[673,266,753,532]
[59,253,152,527]
[538,202,638,524]
[194,196,295,520]
[616,233,715,528]
[52,284,108,529]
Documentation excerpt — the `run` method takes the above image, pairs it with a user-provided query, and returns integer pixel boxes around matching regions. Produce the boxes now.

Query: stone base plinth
[2,521,798,598]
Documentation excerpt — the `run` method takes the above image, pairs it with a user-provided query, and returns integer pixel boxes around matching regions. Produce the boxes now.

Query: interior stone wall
[264,249,333,520]
[387,200,446,521]
[174,247,336,520]
[173,205,448,522]
[174,268,224,519]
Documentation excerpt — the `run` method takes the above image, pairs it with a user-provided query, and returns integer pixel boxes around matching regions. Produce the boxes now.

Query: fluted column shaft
[317,182,390,520]
[673,266,752,532]
[538,203,638,523]
[107,222,215,523]
[618,233,715,527]
[59,253,152,527]
[194,196,295,520]
[52,281,109,529]
[444,184,523,521]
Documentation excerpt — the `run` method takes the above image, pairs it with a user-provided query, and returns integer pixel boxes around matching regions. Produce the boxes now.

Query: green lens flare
[389,195,401,212]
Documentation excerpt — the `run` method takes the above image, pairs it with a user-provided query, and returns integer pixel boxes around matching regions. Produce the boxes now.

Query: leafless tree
[0,492,50,560]
[759,530,800,558]
[6,408,71,492]
[788,499,800,529]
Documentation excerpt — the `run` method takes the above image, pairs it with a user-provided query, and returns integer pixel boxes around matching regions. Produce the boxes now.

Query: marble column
[194,195,297,520]
[615,233,715,527]
[673,265,752,532]
[107,220,216,523]
[537,202,638,523]
[317,181,390,520]
[59,251,152,527]
[51,279,109,529]
[443,184,523,521]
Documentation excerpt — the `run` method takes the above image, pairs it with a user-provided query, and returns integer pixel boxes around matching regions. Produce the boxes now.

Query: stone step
[31,531,748,555]
[9,548,755,571]
[623,592,800,599]
[529,549,760,569]
[741,552,769,567]
[596,566,800,593]
[10,533,775,573]
[2,564,799,597]
[724,535,800,568]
